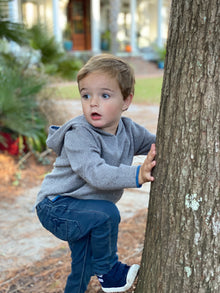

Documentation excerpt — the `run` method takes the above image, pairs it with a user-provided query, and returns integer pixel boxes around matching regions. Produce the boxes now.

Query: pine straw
[0,154,18,185]
[0,153,55,202]
[0,209,147,293]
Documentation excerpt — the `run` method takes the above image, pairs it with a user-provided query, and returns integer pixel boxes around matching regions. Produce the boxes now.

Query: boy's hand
[138,144,156,185]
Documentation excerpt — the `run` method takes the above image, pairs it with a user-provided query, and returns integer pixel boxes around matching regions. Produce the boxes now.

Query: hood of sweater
[46,115,124,156]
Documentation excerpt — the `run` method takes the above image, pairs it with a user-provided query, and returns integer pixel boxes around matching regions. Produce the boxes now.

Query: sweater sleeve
[64,127,138,190]
[131,121,156,155]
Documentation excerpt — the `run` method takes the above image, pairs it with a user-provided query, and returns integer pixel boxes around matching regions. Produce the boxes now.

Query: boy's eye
[82,94,91,99]
[102,93,110,99]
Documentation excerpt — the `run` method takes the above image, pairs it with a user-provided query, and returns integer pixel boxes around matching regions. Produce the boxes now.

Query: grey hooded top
[35,115,156,207]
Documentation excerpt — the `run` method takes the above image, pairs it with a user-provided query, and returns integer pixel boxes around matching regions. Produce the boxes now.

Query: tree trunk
[136,0,219,292]
[109,0,120,54]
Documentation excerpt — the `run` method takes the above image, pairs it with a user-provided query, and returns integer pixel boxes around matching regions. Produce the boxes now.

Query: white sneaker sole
[101,264,140,292]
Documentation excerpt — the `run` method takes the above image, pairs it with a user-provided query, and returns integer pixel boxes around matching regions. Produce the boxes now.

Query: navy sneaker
[97,262,140,292]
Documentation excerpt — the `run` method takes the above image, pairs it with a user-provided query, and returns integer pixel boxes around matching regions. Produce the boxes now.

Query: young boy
[35,54,156,293]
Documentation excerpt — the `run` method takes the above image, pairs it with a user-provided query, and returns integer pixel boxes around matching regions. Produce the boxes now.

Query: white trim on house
[8,0,20,22]
[91,0,101,54]
[130,0,137,55]
[157,0,163,47]
[52,0,62,42]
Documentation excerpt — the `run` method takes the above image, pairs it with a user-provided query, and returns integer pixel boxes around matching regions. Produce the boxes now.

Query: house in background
[7,0,170,60]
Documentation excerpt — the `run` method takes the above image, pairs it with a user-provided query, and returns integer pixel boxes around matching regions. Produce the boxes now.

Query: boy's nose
[90,96,99,106]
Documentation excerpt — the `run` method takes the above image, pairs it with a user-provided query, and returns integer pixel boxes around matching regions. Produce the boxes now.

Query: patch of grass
[48,76,163,104]
[134,77,163,104]
[55,83,80,100]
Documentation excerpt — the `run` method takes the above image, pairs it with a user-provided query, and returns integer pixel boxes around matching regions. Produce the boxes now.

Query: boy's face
[79,71,132,135]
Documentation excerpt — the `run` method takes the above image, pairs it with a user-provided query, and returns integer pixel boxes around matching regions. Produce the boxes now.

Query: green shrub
[0,53,47,154]
[28,24,82,80]
[152,43,167,62]
[0,0,28,46]
[56,55,82,80]
[44,63,59,75]
[28,24,63,64]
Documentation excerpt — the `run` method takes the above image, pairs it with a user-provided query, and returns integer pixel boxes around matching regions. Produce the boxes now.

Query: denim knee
[95,200,121,225]
[36,197,120,243]
[36,198,82,242]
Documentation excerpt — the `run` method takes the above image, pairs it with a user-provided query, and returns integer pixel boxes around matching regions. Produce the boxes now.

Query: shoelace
[97,275,104,283]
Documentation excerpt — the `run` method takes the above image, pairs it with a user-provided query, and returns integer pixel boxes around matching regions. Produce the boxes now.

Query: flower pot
[158,61,164,69]
[101,39,110,51]
[125,44,132,52]
[63,40,73,51]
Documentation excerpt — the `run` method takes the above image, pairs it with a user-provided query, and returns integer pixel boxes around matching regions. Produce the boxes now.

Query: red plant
[0,133,28,156]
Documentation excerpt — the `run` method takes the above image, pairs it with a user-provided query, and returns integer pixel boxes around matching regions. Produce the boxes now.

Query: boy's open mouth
[91,112,102,120]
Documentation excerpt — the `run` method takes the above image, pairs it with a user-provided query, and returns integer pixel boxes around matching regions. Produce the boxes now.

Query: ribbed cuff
[136,165,142,188]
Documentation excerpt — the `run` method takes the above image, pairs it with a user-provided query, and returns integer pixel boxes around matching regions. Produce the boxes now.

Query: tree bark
[136,0,219,292]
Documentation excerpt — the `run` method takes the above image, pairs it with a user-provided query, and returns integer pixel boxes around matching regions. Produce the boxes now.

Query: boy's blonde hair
[77,54,135,100]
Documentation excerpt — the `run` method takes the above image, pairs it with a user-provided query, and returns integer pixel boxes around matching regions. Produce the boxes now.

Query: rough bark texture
[136,0,219,292]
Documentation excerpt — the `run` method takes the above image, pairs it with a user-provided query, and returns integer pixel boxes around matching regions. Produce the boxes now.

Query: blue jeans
[36,196,121,293]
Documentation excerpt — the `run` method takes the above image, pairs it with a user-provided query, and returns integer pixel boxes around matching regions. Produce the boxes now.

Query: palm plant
[0,53,47,154]
[0,1,48,154]
[0,20,28,45]
[28,24,63,64]
[28,24,82,80]
[0,0,28,45]
[0,1,80,155]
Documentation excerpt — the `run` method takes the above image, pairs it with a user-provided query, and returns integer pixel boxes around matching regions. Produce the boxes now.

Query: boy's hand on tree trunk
[138,143,156,185]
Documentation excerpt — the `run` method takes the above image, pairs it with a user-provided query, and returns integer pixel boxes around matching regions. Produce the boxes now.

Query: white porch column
[91,0,101,54]
[8,0,20,52]
[130,0,137,54]
[8,0,20,22]
[157,0,163,47]
[52,0,62,42]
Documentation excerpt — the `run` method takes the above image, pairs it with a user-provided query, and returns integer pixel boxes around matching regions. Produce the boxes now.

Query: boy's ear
[122,93,133,111]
